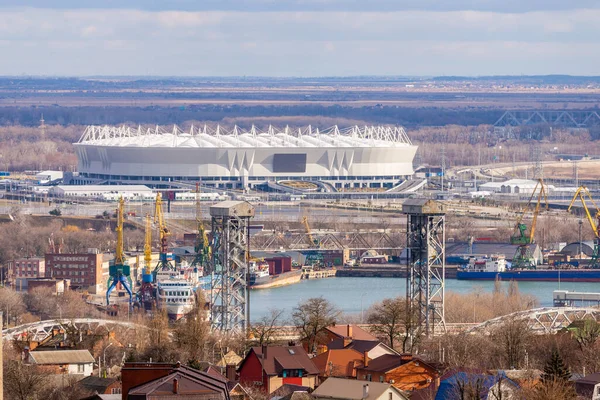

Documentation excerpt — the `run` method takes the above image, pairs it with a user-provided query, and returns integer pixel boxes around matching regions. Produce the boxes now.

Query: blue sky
[0,1,599,76]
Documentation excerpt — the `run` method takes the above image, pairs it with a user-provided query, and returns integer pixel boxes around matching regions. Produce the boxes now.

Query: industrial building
[479,179,555,195]
[73,124,417,190]
[7,257,45,290]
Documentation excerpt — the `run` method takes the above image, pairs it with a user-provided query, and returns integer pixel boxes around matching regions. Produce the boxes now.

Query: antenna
[39,114,46,138]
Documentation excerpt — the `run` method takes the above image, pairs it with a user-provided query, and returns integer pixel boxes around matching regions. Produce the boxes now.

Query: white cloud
[0,7,599,75]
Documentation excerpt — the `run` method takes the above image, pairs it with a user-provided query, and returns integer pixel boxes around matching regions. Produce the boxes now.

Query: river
[249,277,600,322]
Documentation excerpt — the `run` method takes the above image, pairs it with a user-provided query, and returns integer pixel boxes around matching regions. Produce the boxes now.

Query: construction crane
[567,186,600,268]
[106,197,133,306]
[191,184,211,272]
[510,179,548,269]
[301,216,323,267]
[153,193,174,274]
[139,214,155,308]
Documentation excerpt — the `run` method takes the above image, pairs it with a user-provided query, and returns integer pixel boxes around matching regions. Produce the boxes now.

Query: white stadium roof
[78,124,412,149]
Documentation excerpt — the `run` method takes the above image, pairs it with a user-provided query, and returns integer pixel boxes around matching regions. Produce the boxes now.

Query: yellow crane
[144,214,152,275]
[192,184,211,269]
[140,213,155,306]
[153,192,174,271]
[567,185,600,266]
[301,216,323,267]
[106,197,133,306]
[302,216,318,248]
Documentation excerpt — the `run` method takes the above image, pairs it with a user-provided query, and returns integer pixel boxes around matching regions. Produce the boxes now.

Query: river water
[249,277,600,322]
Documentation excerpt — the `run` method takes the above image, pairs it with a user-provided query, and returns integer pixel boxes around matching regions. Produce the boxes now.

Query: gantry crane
[106,197,133,306]
[153,193,174,275]
[191,184,211,272]
[301,216,323,267]
[510,179,548,269]
[567,186,600,268]
[139,214,155,308]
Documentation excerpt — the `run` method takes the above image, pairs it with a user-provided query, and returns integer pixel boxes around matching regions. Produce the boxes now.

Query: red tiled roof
[248,346,319,376]
[128,367,229,397]
[326,324,378,341]
[312,349,364,377]
[328,338,381,353]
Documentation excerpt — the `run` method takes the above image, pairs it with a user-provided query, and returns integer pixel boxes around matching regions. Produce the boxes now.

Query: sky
[0,1,599,77]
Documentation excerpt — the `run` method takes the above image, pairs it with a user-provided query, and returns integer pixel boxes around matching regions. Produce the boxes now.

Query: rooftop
[77,124,413,149]
[29,349,95,365]
[245,346,319,376]
[312,377,406,400]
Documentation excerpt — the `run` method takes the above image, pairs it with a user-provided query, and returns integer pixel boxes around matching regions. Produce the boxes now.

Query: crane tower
[106,197,133,306]
[153,193,174,275]
[209,201,255,333]
[403,199,446,338]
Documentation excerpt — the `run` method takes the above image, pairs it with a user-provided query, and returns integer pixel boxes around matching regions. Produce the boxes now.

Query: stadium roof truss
[77,124,412,148]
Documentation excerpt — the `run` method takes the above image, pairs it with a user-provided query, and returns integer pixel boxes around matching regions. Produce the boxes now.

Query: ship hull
[249,270,302,289]
[456,269,600,282]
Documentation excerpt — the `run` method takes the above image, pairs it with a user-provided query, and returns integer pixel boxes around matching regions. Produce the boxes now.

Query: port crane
[567,186,600,268]
[510,179,548,269]
[191,184,211,271]
[106,197,133,306]
[301,216,323,267]
[139,214,155,308]
[153,193,174,275]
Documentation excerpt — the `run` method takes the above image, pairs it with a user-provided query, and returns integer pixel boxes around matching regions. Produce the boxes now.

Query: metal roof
[77,124,413,149]
[312,377,406,400]
[29,350,95,364]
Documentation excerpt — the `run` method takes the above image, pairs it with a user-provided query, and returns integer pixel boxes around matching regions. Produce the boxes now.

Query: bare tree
[3,360,50,400]
[292,297,339,353]
[0,286,26,326]
[492,318,531,369]
[366,296,419,352]
[519,378,577,400]
[174,302,211,364]
[250,308,285,346]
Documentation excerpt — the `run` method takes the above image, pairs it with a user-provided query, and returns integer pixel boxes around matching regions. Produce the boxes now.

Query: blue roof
[435,372,518,400]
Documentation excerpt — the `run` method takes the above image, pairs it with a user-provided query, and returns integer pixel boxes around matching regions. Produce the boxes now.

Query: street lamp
[103,342,114,378]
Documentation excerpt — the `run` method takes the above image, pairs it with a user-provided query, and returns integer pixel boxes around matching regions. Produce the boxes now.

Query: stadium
[73,124,418,191]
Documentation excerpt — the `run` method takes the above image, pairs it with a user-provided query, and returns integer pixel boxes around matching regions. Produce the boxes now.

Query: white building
[74,124,418,190]
[49,184,153,200]
[28,350,95,376]
[35,170,63,185]
[479,179,555,195]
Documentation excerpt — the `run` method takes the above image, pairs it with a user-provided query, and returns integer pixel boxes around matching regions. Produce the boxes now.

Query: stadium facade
[73,125,418,190]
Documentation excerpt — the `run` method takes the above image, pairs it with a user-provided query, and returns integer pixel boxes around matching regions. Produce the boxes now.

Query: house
[77,376,122,395]
[312,349,365,380]
[303,324,378,353]
[312,377,408,400]
[216,350,244,368]
[355,354,440,392]
[238,345,319,394]
[327,339,398,360]
[27,349,95,376]
[121,362,230,399]
[575,372,600,399]
[435,371,519,400]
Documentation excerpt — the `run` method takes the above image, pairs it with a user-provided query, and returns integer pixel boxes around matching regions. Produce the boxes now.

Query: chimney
[173,378,179,394]
[363,351,369,368]
[362,383,369,399]
[343,336,352,348]
[347,324,353,338]
[262,345,267,361]
[226,364,237,382]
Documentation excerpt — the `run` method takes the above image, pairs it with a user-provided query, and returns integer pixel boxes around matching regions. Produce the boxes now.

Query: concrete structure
[7,257,45,290]
[238,346,319,395]
[27,278,70,294]
[313,377,408,400]
[49,185,153,200]
[27,349,95,376]
[479,179,555,195]
[74,124,417,190]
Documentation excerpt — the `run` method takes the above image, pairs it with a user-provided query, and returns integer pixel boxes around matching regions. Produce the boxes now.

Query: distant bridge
[2,318,147,342]
[468,307,600,334]
[494,110,600,128]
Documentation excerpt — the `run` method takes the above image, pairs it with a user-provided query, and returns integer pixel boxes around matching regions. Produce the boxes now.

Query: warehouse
[49,184,153,200]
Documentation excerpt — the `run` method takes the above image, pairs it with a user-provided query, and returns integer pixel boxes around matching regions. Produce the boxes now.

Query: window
[388,393,392,400]
[367,374,372,382]
[77,364,85,373]
[380,376,384,383]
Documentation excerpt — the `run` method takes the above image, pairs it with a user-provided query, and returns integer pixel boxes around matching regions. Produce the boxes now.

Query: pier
[553,290,600,307]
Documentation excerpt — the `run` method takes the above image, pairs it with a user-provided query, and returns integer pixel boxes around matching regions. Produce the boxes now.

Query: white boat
[156,279,196,320]
[249,260,270,286]
[462,254,507,272]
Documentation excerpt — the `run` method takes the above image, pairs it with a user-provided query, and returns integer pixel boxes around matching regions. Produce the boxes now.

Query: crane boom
[144,214,152,275]
[529,179,549,243]
[115,197,125,265]
[567,186,600,238]
[154,193,171,256]
[302,216,316,247]
[510,178,548,245]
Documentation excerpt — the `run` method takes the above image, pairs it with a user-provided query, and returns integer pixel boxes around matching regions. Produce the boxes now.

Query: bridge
[494,110,600,128]
[2,318,147,342]
[468,307,600,335]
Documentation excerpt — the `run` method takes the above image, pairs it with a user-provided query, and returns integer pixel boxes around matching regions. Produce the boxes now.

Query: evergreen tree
[542,348,571,382]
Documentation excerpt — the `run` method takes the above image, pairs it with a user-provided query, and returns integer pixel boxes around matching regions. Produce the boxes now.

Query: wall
[238,351,268,392]
[367,344,396,360]
[66,362,93,377]
[45,253,103,292]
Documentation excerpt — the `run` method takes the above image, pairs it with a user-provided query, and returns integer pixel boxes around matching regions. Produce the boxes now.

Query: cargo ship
[456,255,600,282]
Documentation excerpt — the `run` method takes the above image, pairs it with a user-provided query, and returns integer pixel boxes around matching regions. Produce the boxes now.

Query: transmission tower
[209,201,255,333]
[404,199,446,338]
[39,114,46,137]
[532,144,544,179]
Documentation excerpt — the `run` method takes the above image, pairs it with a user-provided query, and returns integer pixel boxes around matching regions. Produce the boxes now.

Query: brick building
[7,257,45,290]
[45,252,106,293]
